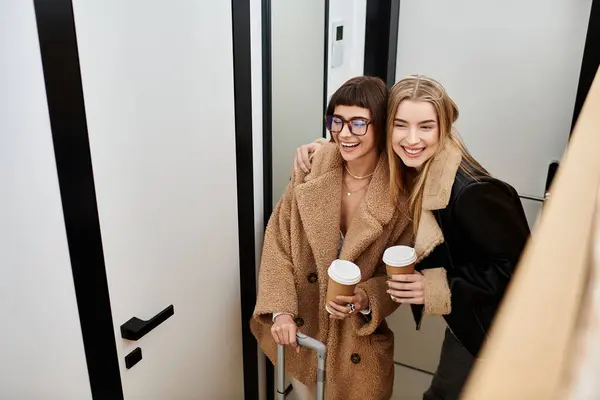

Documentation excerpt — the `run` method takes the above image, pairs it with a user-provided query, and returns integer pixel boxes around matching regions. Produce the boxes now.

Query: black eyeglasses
[325,115,371,136]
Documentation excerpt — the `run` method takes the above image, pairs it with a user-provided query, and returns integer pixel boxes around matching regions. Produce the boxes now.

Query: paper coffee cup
[383,246,417,276]
[325,260,361,314]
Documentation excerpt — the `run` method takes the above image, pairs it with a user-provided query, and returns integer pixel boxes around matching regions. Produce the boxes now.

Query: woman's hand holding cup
[271,314,300,353]
[328,287,369,320]
[383,245,423,304]
[387,273,425,304]
[325,260,362,319]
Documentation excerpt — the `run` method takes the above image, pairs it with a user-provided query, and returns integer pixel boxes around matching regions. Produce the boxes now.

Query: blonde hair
[386,75,488,233]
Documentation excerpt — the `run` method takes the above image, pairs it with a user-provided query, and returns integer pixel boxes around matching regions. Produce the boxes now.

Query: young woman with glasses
[251,76,448,400]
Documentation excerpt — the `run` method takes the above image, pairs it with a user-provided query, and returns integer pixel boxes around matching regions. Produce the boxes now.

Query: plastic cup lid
[327,259,361,285]
[383,246,417,267]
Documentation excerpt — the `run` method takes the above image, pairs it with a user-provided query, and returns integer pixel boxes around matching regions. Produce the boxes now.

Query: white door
[72,1,244,398]
[387,0,593,391]
[0,2,91,398]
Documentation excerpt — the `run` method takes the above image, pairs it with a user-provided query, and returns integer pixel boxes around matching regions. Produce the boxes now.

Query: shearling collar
[422,140,463,211]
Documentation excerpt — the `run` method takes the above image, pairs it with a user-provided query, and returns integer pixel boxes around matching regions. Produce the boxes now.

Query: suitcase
[277,332,327,400]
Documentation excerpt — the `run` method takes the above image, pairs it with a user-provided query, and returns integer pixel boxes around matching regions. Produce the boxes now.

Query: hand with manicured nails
[271,314,300,353]
[328,287,369,320]
[293,142,322,173]
[386,273,425,304]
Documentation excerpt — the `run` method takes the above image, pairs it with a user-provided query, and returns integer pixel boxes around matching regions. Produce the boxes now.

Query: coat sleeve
[445,180,530,306]
[421,267,452,315]
[252,182,298,326]
[414,211,452,316]
[411,249,452,329]
[352,227,413,336]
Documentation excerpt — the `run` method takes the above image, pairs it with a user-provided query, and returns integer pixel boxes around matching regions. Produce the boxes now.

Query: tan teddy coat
[251,143,450,399]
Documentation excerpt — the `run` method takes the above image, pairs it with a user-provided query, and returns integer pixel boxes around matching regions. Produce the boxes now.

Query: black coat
[412,167,531,357]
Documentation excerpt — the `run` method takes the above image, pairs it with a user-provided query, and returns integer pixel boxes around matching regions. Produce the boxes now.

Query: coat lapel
[422,139,463,211]
[415,211,444,262]
[295,168,342,277]
[414,140,463,261]
[294,146,343,280]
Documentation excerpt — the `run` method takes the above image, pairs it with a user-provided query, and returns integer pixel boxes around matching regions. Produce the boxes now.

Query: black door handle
[120,305,174,341]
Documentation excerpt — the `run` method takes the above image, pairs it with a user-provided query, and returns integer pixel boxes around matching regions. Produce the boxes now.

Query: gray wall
[271,0,326,204]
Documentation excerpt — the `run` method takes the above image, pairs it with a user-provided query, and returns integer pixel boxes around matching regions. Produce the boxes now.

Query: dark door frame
[33,1,123,397]
[363,0,400,86]
[33,0,258,398]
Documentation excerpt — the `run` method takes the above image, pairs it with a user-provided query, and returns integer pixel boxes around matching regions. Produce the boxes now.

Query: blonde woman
[293,75,530,400]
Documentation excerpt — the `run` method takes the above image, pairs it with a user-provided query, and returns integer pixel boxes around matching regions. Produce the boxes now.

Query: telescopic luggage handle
[277,333,326,400]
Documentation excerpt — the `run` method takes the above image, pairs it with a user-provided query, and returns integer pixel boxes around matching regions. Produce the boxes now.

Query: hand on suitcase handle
[272,314,299,353]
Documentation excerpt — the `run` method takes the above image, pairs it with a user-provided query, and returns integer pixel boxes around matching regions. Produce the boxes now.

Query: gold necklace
[344,165,375,180]
[343,181,370,197]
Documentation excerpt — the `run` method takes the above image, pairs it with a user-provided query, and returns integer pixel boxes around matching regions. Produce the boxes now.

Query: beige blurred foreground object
[561,184,600,399]
[461,67,600,400]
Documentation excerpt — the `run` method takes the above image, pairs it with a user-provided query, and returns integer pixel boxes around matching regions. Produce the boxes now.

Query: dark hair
[325,76,388,152]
